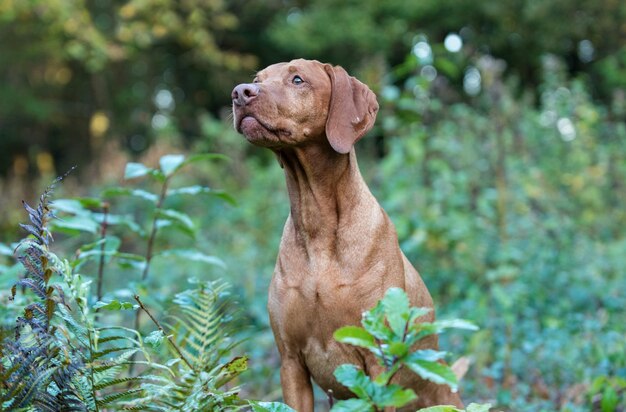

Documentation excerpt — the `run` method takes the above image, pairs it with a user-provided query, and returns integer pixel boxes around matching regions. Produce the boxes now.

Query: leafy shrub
[331,287,486,412]
[0,159,270,411]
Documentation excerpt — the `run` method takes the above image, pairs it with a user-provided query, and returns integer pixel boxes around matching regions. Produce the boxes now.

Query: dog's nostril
[232,83,259,105]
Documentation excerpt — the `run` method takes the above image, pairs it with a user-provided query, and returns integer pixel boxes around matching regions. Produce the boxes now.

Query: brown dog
[232,59,463,411]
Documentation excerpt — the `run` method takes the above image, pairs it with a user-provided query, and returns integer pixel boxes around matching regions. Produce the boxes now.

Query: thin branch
[133,294,193,370]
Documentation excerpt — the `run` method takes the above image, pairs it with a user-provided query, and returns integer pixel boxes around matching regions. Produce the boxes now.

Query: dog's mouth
[235,112,291,144]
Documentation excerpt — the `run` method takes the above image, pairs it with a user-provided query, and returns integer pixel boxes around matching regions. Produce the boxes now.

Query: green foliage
[331,287,479,412]
[587,376,626,412]
[371,51,626,411]
[1,174,145,411]
[0,163,290,411]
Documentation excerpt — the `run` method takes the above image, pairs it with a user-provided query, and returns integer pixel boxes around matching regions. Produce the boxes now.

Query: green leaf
[51,198,90,216]
[144,330,165,348]
[601,386,619,412]
[372,383,417,407]
[168,185,212,196]
[388,341,409,358]
[75,197,106,209]
[331,398,374,412]
[466,403,492,412]
[362,302,394,341]
[407,306,432,325]
[417,406,462,412]
[250,401,296,412]
[333,364,370,398]
[159,154,186,176]
[435,319,479,332]
[407,349,448,362]
[155,249,225,268]
[94,213,144,236]
[0,243,13,256]
[404,357,458,391]
[156,208,195,236]
[167,186,237,205]
[334,326,376,350]
[51,215,99,234]
[381,287,411,337]
[125,162,153,179]
[93,300,137,311]
[101,187,158,203]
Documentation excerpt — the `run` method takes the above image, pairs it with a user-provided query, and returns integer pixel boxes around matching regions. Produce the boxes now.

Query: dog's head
[232,59,378,154]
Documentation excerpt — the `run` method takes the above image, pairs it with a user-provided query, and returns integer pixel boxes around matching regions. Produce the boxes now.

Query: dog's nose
[232,83,259,106]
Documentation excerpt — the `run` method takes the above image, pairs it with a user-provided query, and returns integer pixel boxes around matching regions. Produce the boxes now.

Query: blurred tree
[267,0,626,88]
[0,0,257,177]
[1,0,625,178]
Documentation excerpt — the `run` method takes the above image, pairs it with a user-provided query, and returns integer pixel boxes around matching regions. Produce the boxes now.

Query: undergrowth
[0,155,490,411]
[0,158,285,411]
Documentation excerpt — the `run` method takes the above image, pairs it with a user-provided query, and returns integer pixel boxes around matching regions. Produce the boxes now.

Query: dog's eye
[253,78,259,84]
[292,75,304,85]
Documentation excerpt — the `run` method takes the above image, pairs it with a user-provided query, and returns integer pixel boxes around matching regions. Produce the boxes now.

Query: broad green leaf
[407,306,432,325]
[159,154,186,176]
[334,326,377,350]
[601,387,619,412]
[51,198,90,216]
[435,319,479,332]
[372,383,417,407]
[155,249,226,268]
[333,364,370,398]
[51,215,100,234]
[93,300,137,311]
[404,358,458,390]
[362,302,394,341]
[387,341,409,358]
[381,287,410,337]
[168,186,237,205]
[168,185,212,196]
[93,213,144,236]
[156,208,195,236]
[250,401,296,412]
[101,187,158,203]
[330,398,374,412]
[75,197,106,209]
[466,403,492,412]
[125,162,153,179]
[407,349,448,362]
[417,406,462,412]
[144,330,165,348]
[211,190,237,205]
[407,322,439,344]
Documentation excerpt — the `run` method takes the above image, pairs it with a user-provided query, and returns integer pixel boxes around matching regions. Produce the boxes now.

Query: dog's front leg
[280,357,314,412]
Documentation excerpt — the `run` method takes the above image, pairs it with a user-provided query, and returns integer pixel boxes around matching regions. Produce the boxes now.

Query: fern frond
[95,388,143,406]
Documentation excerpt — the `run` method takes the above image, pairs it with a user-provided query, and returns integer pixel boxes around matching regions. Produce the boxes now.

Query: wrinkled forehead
[256,59,328,80]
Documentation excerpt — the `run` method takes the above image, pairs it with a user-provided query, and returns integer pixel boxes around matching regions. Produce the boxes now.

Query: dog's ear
[324,64,379,154]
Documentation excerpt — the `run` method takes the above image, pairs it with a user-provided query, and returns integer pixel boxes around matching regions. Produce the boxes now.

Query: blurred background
[1,0,625,410]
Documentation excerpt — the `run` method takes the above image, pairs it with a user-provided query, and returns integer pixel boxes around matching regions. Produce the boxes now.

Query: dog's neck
[275,143,374,250]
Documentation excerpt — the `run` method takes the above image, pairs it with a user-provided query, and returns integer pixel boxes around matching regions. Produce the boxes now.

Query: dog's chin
[239,116,282,147]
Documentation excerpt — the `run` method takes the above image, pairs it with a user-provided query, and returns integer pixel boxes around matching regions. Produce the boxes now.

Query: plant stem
[134,294,193,370]
[130,178,169,377]
[141,179,169,281]
[133,178,169,332]
[96,202,109,305]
